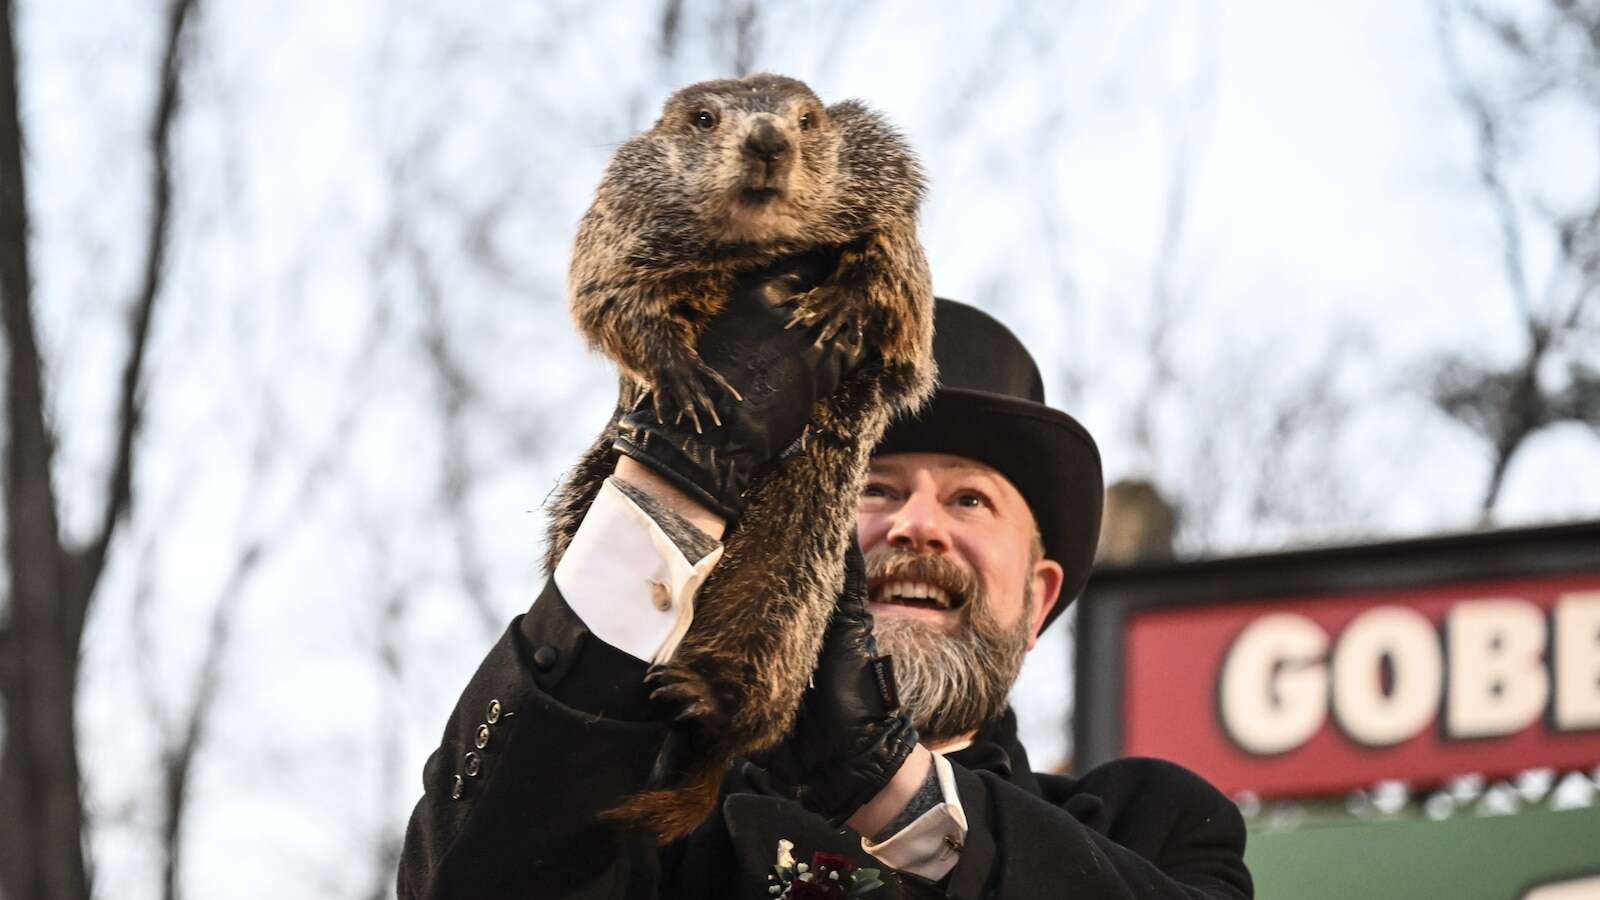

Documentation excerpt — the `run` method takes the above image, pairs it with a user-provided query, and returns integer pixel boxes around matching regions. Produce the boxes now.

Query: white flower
[776,839,796,871]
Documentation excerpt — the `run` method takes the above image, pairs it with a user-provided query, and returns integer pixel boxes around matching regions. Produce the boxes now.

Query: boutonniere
[766,839,883,898]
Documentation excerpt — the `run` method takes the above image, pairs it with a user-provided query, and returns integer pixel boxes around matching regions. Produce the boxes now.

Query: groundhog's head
[649,73,844,244]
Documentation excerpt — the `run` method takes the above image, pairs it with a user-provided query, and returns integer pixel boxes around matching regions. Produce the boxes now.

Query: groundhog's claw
[650,351,742,434]
[783,286,861,345]
[645,664,728,734]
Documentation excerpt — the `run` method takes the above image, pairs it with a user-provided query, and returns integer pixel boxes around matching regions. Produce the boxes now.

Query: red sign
[1121,573,1600,797]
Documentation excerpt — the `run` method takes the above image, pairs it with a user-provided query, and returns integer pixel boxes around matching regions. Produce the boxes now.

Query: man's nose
[885,489,950,554]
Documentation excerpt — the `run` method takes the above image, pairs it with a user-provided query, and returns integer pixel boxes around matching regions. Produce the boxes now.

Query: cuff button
[533,645,560,671]
[475,724,491,749]
[450,775,465,800]
[486,699,502,724]
[463,752,481,777]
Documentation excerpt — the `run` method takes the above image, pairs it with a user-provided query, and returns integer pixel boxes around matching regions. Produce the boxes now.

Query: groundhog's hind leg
[605,660,733,844]
[601,651,732,844]
[644,664,728,727]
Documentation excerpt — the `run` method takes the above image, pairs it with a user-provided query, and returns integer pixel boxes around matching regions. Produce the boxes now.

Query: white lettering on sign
[1331,607,1441,746]
[1554,591,1600,731]
[1446,599,1548,738]
[1215,591,1600,755]
[1218,613,1329,754]
[1521,873,1600,900]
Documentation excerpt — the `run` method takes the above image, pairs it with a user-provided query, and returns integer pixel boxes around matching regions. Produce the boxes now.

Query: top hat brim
[875,386,1103,630]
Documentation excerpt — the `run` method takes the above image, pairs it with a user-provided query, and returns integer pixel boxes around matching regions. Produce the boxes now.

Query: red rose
[810,852,856,876]
[787,878,844,900]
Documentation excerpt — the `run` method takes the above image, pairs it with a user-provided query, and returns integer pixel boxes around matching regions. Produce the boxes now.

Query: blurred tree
[1093,0,1376,557]
[0,1,198,898]
[1430,0,1600,516]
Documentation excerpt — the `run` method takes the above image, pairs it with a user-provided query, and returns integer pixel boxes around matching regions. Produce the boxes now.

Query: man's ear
[1026,558,1065,651]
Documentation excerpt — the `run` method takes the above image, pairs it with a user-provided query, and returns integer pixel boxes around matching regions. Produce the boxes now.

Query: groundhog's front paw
[783,285,862,345]
[648,347,742,434]
[645,663,730,735]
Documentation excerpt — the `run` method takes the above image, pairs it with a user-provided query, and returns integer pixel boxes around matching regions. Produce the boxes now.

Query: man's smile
[867,563,976,628]
[862,545,981,633]
[869,578,960,610]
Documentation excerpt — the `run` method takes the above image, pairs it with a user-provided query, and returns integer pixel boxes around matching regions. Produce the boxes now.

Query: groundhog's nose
[743,122,789,163]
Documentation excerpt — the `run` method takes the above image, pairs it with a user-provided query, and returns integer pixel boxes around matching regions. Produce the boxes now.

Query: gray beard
[872,579,1033,746]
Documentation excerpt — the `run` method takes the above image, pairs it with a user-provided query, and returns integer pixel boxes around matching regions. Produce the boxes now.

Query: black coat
[399,582,1253,899]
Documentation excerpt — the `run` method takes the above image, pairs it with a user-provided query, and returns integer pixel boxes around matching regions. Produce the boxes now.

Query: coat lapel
[945,709,1108,831]
[945,708,1041,797]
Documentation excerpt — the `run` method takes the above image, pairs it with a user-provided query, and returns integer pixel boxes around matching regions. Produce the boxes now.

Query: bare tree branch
[0,0,82,891]
[1551,0,1600,60]
[151,235,395,897]
[1131,0,1219,467]
[659,0,685,61]
[1439,1,1539,329]
[157,540,261,900]
[0,1,201,893]
[1426,0,1600,515]
[717,0,760,76]
[410,235,500,636]
[81,0,201,597]
[362,576,410,900]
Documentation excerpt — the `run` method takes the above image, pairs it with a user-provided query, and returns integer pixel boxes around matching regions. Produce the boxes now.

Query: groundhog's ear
[650,99,676,130]
[657,90,698,124]
[825,99,867,120]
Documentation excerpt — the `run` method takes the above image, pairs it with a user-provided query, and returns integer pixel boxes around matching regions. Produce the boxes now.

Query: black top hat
[875,299,1103,630]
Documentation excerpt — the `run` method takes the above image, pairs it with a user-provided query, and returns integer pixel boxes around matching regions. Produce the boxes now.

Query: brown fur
[547,74,935,842]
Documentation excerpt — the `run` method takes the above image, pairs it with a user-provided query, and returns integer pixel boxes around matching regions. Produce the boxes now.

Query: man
[399,264,1252,899]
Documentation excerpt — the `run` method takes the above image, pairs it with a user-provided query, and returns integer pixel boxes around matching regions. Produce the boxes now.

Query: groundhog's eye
[691,110,718,131]
[798,112,813,131]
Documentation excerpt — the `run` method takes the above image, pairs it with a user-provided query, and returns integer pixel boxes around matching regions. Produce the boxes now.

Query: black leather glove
[613,250,864,521]
[759,541,921,825]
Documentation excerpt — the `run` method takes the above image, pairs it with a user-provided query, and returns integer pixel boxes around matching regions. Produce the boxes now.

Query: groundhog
[544,73,935,842]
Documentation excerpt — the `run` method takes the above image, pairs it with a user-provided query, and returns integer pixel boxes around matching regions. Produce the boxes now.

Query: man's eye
[862,483,889,498]
[954,491,988,509]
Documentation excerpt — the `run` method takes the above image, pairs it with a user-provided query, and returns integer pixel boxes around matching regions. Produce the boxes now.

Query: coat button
[475,724,491,749]
[450,775,464,800]
[486,699,502,724]
[464,752,481,777]
[533,645,560,670]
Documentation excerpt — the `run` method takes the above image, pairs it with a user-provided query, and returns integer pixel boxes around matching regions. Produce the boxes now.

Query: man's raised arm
[397,255,863,898]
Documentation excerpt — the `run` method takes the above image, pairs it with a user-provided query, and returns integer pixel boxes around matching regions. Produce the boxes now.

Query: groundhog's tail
[600,771,724,844]
[601,729,726,844]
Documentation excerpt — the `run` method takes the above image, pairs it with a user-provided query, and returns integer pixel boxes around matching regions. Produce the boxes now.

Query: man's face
[855,452,1065,743]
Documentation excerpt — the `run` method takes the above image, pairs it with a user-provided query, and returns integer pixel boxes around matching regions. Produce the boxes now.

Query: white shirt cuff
[551,477,723,663]
[860,751,969,882]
